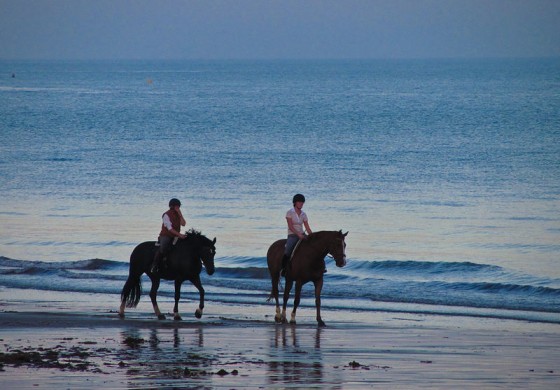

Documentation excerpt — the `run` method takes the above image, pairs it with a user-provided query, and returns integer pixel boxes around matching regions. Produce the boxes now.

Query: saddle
[290,239,303,261]
[154,236,179,247]
[152,237,180,273]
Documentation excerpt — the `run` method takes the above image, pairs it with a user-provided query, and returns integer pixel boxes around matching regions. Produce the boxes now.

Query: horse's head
[199,236,217,275]
[328,230,348,268]
[186,230,216,275]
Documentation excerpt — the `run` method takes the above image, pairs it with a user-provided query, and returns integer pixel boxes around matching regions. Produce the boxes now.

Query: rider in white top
[286,207,308,236]
[281,194,312,276]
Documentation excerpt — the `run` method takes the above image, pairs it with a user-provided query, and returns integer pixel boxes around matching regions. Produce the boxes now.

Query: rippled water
[1,59,559,322]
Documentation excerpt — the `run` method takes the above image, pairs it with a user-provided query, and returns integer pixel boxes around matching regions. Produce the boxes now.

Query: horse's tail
[121,241,152,308]
[266,275,283,303]
[266,290,274,303]
[121,273,142,308]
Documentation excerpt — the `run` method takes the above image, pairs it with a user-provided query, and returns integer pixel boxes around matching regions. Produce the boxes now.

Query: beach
[1,289,559,389]
[1,58,559,388]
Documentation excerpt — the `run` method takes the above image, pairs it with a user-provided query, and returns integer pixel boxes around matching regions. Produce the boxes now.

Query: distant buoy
[146,78,153,85]
[11,73,15,78]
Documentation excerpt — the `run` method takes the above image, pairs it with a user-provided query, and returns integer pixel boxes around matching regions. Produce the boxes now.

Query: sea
[1,58,559,324]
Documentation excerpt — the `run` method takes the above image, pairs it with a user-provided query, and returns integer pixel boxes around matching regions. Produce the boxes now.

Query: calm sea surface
[1,59,559,323]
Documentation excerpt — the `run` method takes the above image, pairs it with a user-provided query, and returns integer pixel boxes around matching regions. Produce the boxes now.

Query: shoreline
[1,294,560,389]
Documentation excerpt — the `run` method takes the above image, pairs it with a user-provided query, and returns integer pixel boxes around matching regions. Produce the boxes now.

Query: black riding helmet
[292,194,305,204]
[169,198,181,208]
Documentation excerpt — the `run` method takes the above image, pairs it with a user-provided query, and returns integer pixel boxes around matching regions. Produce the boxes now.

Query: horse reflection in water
[267,326,325,385]
[118,326,205,378]
[267,230,348,326]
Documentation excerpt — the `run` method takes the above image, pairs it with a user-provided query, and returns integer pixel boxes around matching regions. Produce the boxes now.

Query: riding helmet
[292,194,306,204]
[169,198,182,208]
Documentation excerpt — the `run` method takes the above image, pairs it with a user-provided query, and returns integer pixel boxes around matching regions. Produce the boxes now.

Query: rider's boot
[150,252,162,274]
[280,254,289,277]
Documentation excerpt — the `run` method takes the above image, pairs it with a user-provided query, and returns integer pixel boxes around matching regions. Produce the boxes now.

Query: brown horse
[267,230,348,326]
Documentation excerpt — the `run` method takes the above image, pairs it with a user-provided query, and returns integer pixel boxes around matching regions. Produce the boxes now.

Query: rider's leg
[280,254,289,276]
[281,234,299,276]
[150,250,162,274]
[151,236,171,273]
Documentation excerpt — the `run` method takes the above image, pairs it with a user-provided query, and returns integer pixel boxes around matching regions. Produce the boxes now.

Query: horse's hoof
[174,315,182,321]
[289,320,296,325]
[118,312,125,319]
[158,314,166,320]
[318,320,327,327]
[195,309,202,319]
[274,315,282,323]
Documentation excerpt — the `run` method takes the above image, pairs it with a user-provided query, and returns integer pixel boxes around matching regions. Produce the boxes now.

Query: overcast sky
[1,0,559,60]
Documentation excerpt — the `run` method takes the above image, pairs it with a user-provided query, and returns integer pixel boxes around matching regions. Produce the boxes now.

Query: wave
[1,256,559,322]
[345,259,502,274]
[0,256,124,272]
[214,266,270,280]
[217,256,503,274]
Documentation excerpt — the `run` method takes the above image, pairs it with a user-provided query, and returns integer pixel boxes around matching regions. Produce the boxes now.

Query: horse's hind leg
[290,281,303,324]
[118,301,126,319]
[281,278,293,323]
[270,273,282,322]
[149,277,166,320]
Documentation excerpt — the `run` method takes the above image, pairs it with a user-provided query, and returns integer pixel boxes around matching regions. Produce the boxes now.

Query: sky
[0,0,559,60]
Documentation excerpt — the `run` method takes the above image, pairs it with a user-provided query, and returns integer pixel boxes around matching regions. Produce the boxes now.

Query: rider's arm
[304,220,312,235]
[177,208,186,226]
[163,214,186,238]
[286,217,305,240]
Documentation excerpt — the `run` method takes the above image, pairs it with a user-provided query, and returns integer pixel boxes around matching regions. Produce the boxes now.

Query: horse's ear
[212,237,216,244]
[343,231,348,237]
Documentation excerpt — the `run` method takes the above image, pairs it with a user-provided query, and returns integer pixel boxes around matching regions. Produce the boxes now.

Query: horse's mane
[307,230,341,241]
[185,229,213,245]
[186,228,203,237]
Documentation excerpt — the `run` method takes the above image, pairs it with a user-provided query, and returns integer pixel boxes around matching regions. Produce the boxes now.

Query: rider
[150,198,187,274]
[281,193,313,276]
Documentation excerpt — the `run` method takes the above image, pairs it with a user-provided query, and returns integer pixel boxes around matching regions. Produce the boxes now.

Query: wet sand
[1,292,560,389]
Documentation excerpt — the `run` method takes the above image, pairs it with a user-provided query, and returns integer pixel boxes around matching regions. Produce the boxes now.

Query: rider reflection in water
[281,194,313,276]
[150,198,187,274]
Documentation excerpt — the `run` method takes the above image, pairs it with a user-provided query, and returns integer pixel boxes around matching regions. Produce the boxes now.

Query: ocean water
[1,59,559,324]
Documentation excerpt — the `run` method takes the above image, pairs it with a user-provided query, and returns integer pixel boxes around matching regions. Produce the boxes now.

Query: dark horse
[119,230,216,320]
[267,230,348,327]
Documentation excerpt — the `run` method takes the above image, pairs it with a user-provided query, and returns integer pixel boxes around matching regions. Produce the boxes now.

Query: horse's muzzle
[337,256,347,267]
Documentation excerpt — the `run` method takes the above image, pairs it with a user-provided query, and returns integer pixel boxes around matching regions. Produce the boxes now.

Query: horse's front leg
[290,281,303,324]
[281,278,293,323]
[149,277,165,320]
[191,276,205,319]
[173,279,183,321]
[314,278,326,327]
